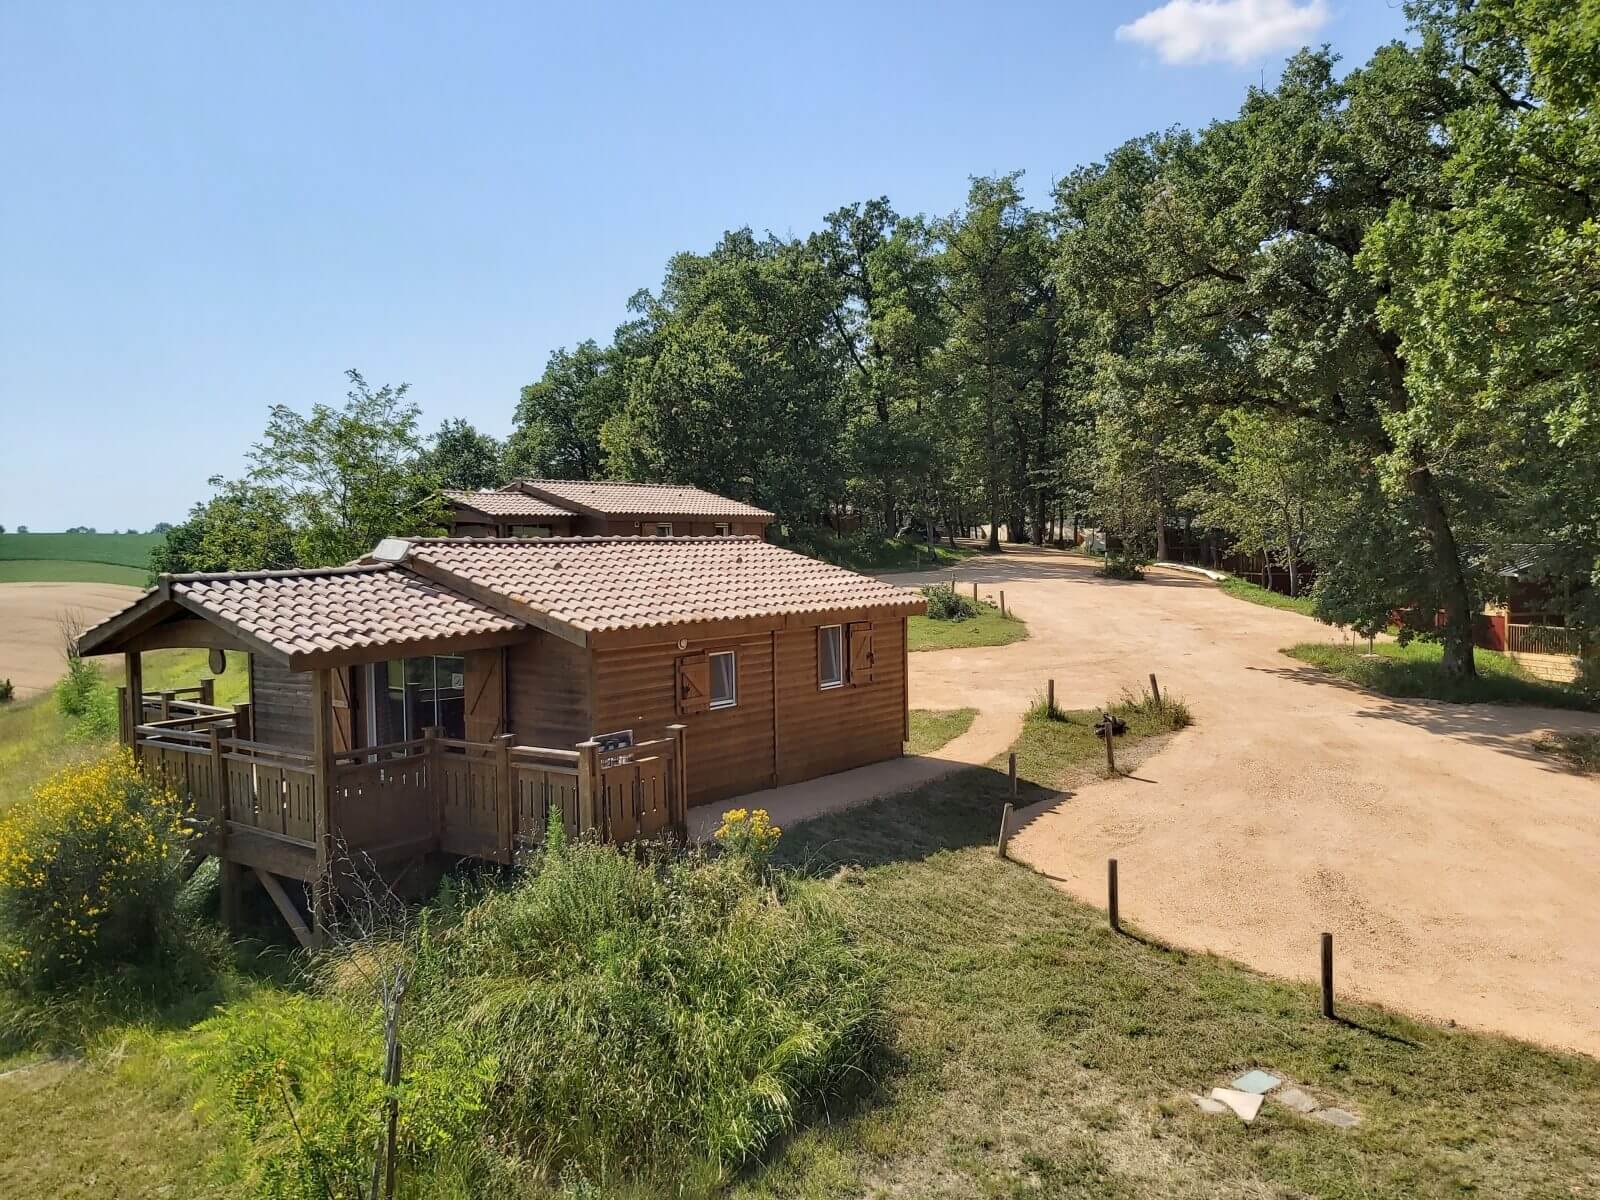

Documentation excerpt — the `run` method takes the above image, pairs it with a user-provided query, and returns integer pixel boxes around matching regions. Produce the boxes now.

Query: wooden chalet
[78,536,923,944]
[444,479,774,539]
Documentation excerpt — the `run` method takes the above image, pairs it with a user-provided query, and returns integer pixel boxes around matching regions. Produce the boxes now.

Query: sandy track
[891,548,1600,1056]
[0,582,143,698]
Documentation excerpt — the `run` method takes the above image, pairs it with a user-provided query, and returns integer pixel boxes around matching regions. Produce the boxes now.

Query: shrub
[0,751,190,988]
[921,582,981,621]
[1098,552,1148,581]
[54,655,118,740]
[0,678,13,703]
[407,833,884,1186]
[713,806,781,874]
[187,992,500,1200]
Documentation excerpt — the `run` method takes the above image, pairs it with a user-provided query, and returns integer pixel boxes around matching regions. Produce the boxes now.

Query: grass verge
[1218,575,1316,616]
[1534,731,1600,774]
[777,528,974,573]
[909,604,1028,652]
[905,708,977,756]
[1284,641,1592,710]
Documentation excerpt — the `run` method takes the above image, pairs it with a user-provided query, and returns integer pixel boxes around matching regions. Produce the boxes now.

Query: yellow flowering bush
[713,807,781,873]
[0,749,190,987]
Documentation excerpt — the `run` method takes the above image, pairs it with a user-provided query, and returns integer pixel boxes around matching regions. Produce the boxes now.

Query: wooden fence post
[199,676,215,707]
[1102,714,1117,775]
[494,733,515,862]
[1321,932,1335,1020]
[1047,678,1055,713]
[1008,751,1017,798]
[1108,859,1121,932]
[997,802,1014,859]
[972,581,979,601]
[577,740,601,838]
[1000,590,1007,617]
[232,702,252,742]
[667,723,689,839]
[1148,673,1161,708]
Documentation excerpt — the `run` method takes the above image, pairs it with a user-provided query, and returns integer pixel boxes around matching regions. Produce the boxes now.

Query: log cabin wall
[506,631,593,748]
[591,630,777,804]
[588,614,906,806]
[248,654,313,752]
[572,515,769,538]
[773,616,905,786]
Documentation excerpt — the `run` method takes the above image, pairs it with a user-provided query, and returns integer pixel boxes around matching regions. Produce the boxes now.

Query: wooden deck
[129,691,688,944]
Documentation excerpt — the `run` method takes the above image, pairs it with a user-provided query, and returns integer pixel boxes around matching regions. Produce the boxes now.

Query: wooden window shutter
[676,652,710,715]
[847,622,875,686]
[464,649,506,742]
[329,667,355,753]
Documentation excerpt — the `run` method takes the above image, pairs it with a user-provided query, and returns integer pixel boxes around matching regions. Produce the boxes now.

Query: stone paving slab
[1209,1087,1264,1122]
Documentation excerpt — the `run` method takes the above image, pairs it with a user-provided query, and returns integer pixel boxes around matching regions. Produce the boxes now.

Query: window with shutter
[847,622,875,685]
[817,625,844,689]
[676,652,711,715]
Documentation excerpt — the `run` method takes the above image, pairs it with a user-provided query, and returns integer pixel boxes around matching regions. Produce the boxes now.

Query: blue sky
[0,1,1411,531]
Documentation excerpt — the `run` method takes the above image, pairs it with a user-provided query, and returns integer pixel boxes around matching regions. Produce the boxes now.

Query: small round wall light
[677,638,688,650]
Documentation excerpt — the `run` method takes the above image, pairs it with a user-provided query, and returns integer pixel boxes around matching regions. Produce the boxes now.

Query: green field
[0,533,160,585]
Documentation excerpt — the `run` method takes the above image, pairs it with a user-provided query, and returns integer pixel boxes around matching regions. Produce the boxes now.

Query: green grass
[0,532,162,571]
[0,649,248,813]
[1218,575,1317,616]
[1284,640,1593,710]
[0,559,149,585]
[909,602,1029,652]
[777,527,975,573]
[906,707,977,756]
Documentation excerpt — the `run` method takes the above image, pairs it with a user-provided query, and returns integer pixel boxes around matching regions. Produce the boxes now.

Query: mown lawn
[909,603,1028,652]
[1285,640,1592,711]
[905,707,977,755]
[0,649,247,813]
[777,528,974,573]
[748,709,1600,1199]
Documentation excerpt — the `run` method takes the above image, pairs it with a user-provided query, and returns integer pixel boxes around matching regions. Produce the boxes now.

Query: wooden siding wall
[573,516,769,538]
[592,632,777,804]
[773,617,905,786]
[506,632,593,749]
[248,655,312,752]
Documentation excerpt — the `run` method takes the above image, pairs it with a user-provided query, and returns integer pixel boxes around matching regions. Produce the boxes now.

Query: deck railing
[130,692,687,874]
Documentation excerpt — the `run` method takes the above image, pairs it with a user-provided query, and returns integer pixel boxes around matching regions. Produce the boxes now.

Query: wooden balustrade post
[667,723,689,839]
[159,690,175,721]
[210,725,241,932]
[308,668,336,948]
[124,652,143,739]
[118,685,130,746]
[576,740,602,839]
[423,726,442,841]
[494,733,515,861]
[232,703,252,742]
[199,676,215,707]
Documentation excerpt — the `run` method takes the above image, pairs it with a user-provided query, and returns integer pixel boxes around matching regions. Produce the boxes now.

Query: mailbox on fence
[595,728,635,765]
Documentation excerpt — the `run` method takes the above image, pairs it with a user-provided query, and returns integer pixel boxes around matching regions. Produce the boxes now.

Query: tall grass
[1285,641,1592,710]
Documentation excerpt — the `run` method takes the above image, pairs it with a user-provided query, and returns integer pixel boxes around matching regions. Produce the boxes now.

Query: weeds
[1534,731,1600,774]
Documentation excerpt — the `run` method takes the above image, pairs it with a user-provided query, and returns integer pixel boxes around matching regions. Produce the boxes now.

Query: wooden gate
[598,744,677,843]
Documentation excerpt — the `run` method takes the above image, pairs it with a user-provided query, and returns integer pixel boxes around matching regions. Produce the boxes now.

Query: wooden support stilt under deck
[253,867,314,949]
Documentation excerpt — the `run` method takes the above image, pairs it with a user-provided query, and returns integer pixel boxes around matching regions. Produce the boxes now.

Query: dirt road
[895,547,1600,1056]
[0,582,143,698]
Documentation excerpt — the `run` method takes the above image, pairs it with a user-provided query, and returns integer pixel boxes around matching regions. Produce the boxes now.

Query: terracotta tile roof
[406,536,923,634]
[170,565,525,661]
[444,489,573,519]
[512,479,774,520]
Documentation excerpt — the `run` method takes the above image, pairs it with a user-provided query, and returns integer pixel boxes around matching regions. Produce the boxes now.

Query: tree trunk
[1409,462,1477,678]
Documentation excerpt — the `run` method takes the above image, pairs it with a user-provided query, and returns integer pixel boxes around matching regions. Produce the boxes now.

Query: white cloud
[1116,0,1329,65]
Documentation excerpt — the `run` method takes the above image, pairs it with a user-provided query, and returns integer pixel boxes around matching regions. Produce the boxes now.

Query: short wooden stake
[1108,858,1121,932]
[1008,751,1018,798]
[1102,714,1117,775]
[972,581,979,601]
[1047,678,1055,712]
[1000,590,1007,616]
[996,802,1014,858]
[1148,672,1161,708]
[1320,932,1335,1019]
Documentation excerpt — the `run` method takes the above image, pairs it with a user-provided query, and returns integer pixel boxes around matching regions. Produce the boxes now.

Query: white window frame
[817,625,844,690]
[708,650,737,709]
[655,522,673,537]
[714,522,731,535]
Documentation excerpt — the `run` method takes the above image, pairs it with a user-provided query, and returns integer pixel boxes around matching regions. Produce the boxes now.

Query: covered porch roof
[77,563,529,669]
